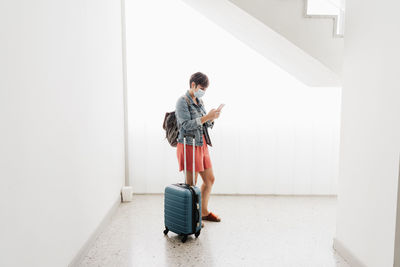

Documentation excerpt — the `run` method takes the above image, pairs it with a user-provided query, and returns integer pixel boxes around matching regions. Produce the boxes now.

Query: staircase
[305,0,345,37]
[227,0,344,76]
[182,0,344,87]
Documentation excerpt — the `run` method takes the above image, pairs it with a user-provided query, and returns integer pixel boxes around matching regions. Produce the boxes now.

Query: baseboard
[133,192,337,197]
[333,238,366,267]
[210,193,337,197]
[68,194,121,267]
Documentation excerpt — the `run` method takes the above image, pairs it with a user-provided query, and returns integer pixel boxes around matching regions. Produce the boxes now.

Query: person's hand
[207,109,218,120]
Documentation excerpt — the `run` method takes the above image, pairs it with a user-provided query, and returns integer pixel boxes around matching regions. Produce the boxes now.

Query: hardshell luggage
[163,134,202,243]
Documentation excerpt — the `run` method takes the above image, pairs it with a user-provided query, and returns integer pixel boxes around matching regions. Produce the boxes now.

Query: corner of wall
[68,195,121,267]
[333,238,367,267]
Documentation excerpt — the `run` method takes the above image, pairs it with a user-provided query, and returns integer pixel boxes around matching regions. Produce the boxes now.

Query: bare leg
[199,168,215,217]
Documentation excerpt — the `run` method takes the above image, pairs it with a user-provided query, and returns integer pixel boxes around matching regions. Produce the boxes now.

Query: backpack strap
[183,95,190,106]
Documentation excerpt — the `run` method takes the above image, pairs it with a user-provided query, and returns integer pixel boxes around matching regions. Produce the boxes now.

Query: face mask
[194,88,205,98]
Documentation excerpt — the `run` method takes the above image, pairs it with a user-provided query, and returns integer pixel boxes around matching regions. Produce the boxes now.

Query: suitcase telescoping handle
[183,133,195,185]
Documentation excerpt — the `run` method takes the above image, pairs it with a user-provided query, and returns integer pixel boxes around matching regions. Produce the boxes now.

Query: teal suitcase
[163,134,202,243]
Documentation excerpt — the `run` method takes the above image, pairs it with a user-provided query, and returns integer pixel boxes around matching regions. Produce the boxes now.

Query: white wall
[0,1,125,266]
[334,1,400,266]
[126,0,341,195]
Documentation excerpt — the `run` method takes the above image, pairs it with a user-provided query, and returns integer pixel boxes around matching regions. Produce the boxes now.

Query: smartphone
[217,104,225,112]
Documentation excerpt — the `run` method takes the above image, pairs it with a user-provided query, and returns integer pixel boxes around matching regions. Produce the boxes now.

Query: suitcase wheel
[163,227,169,235]
[181,235,188,243]
[195,230,201,238]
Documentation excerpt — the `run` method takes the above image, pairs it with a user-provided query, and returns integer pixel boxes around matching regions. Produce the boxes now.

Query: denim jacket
[176,90,215,146]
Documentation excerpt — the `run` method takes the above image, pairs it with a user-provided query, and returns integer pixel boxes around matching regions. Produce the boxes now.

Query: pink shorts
[176,135,212,172]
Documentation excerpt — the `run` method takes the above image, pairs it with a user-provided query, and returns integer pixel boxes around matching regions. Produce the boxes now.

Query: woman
[175,72,221,224]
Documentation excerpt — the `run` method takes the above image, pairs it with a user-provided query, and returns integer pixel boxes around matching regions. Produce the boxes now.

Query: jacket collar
[185,90,200,106]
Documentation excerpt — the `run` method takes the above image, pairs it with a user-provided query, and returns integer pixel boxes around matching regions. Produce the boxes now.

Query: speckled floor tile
[77,195,349,267]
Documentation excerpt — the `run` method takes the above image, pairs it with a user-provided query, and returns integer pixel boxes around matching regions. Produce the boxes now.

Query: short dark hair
[189,72,209,88]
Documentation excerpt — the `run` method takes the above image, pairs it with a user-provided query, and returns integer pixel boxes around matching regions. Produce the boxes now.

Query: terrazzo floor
[78,194,349,267]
